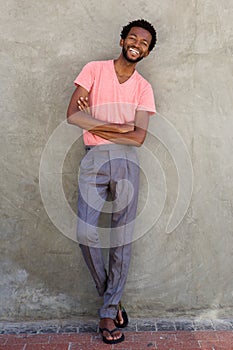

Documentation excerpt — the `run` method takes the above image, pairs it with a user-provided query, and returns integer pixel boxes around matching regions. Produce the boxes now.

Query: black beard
[122,46,144,63]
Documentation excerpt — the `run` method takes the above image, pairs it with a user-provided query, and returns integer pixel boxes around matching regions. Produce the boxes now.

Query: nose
[134,40,140,48]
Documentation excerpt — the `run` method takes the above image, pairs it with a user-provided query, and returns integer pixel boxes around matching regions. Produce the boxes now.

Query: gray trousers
[77,144,140,319]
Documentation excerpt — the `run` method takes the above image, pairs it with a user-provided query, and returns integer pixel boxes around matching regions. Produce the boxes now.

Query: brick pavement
[0,319,233,350]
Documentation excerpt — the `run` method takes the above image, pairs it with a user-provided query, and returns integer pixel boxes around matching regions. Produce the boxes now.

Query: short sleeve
[73,61,95,92]
[137,83,156,116]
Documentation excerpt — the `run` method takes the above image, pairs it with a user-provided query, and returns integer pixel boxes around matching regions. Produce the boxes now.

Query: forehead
[127,26,152,42]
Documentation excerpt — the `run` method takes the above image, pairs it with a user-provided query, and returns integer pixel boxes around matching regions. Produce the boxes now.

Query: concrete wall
[1,0,233,321]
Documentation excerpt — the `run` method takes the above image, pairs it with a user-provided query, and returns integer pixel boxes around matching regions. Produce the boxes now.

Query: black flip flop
[114,302,129,328]
[99,327,125,344]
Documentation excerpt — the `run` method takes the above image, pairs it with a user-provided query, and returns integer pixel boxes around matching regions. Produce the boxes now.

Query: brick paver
[0,319,233,349]
[0,331,233,350]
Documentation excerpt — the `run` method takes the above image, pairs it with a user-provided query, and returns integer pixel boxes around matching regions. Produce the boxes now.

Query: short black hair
[120,19,157,51]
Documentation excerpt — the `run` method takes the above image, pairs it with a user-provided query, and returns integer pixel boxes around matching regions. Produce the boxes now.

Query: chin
[122,47,143,63]
[127,56,143,63]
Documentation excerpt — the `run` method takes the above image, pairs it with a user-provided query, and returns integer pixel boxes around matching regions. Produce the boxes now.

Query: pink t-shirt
[74,60,156,145]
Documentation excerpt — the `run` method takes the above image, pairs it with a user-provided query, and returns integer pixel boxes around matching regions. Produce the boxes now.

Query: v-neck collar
[111,60,136,85]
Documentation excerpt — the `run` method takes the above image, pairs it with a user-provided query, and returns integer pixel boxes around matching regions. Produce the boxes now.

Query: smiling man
[67,19,157,344]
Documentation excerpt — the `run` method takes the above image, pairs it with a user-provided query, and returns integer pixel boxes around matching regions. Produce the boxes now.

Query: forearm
[89,127,147,147]
[66,86,133,133]
[67,111,134,133]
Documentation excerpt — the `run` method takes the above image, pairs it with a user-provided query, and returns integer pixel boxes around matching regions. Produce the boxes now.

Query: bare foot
[99,318,123,341]
[115,308,124,325]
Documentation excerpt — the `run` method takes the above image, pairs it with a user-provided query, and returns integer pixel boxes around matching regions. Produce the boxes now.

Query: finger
[81,97,89,107]
[80,96,89,105]
[77,100,82,106]
[77,100,85,111]
[79,97,89,107]
[80,96,88,104]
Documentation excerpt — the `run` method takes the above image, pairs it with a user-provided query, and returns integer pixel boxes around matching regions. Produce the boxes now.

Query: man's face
[121,26,152,63]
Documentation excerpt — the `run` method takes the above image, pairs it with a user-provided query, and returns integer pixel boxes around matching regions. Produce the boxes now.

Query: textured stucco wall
[1,0,233,321]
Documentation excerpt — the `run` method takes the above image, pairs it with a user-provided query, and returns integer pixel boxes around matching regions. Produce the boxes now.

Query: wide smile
[128,47,140,57]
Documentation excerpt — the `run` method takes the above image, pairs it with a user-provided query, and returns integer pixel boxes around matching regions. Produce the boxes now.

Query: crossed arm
[67,85,149,147]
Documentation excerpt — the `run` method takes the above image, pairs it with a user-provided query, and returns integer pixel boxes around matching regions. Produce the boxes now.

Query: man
[67,19,157,344]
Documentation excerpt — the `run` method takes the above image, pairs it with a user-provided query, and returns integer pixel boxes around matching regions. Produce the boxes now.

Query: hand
[77,96,90,113]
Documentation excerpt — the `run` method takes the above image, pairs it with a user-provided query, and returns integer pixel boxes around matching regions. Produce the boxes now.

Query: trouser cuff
[98,305,118,319]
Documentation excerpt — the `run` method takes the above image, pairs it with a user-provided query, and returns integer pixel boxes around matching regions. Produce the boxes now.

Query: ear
[120,39,124,47]
[144,50,150,58]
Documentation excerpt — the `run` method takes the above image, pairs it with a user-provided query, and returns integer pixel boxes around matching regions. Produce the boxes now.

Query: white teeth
[129,48,139,55]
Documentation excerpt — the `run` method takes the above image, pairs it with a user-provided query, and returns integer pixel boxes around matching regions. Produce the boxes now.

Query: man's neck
[114,54,137,77]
